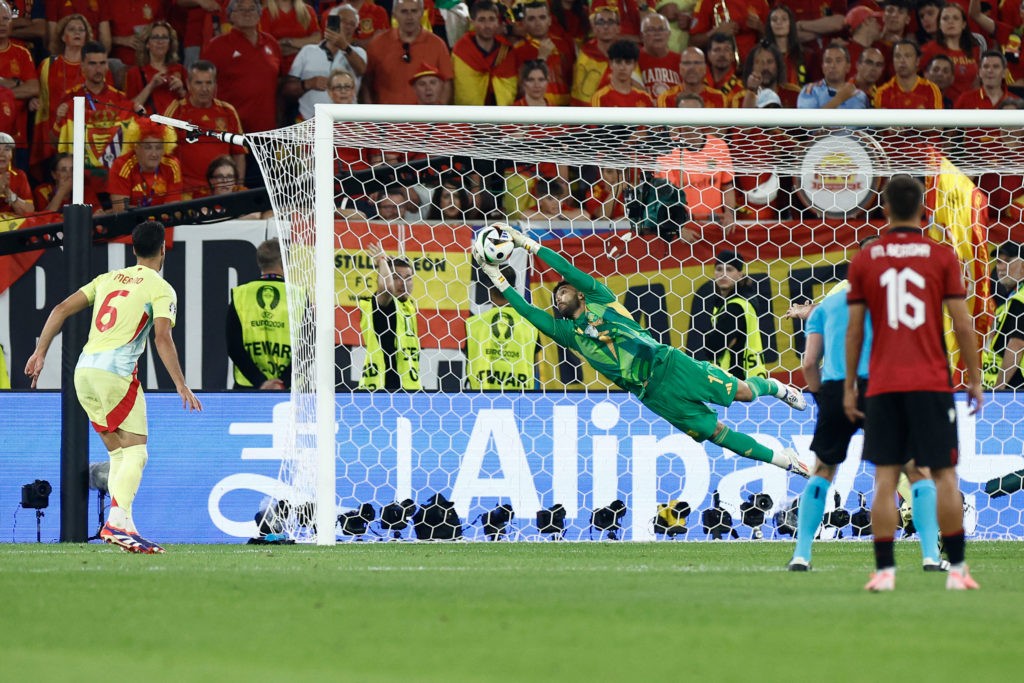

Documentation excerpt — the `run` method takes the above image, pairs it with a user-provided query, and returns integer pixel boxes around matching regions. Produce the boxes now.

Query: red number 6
[95,290,130,332]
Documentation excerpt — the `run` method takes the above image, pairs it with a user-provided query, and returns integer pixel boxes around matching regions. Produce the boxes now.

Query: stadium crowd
[1,0,1023,225]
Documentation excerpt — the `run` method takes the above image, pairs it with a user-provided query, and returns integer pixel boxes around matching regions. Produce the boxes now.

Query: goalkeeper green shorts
[641,348,739,442]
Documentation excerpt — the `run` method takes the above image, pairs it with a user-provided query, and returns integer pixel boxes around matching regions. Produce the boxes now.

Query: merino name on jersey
[847,228,964,396]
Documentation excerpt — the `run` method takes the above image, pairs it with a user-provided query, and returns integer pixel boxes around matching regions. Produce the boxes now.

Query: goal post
[246,105,1024,544]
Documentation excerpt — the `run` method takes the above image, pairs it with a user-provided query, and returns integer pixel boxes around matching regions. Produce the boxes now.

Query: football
[474,225,515,265]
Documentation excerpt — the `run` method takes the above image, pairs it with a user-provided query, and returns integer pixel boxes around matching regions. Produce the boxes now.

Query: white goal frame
[304,105,1020,545]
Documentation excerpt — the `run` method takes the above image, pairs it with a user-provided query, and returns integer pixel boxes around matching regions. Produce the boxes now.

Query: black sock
[874,538,895,570]
[943,530,966,565]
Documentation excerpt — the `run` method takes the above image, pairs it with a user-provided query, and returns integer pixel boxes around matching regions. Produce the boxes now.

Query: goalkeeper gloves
[499,223,541,255]
[477,261,510,291]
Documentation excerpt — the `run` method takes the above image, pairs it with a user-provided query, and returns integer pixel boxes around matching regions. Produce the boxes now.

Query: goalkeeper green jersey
[502,246,664,394]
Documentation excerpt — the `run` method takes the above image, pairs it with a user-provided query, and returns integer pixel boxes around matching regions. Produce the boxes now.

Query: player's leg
[862,392,908,591]
[902,463,946,570]
[865,464,901,591]
[790,380,857,569]
[708,421,808,476]
[905,392,976,588]
[734,376,807,411]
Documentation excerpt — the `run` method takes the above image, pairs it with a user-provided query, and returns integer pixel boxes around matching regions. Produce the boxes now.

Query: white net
[248,107,1024,543]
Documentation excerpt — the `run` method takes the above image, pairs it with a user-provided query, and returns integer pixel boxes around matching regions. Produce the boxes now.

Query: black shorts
[810,379,866,466]
[863,391,959,469]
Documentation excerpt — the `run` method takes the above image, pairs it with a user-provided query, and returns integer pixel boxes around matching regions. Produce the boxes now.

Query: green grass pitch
[1,541,1020,682]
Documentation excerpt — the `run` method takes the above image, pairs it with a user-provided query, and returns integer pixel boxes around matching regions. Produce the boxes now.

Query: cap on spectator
[846,5,883,31]
[716,250,745,270]
[756,88,782,108]
[409,63,443,85]
[590,0,619,16]
[0,132,14,146]
[995,242,1024,260]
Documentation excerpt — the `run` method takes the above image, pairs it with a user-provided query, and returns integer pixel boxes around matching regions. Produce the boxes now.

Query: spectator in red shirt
[162,60,246,196]
[658,47,731,107]
[34,152,99,214]
[550,0,590,46]
[763,4,817,87]
[46,0,111,52]
[202,0,283,134]
[844,5,884,78]
[591,39,655,107]
[854,46,886,102]
[260,0,321,72]
[919,3,980,103]
[970,0,1024,86]
[736,41,798,107]
[107,118,183,211]
[493,1,575,105]
[176,0,225,68]
[571,0,622,106]
[0,131,32,216]
[639,12,680,99]
[109,1,167,67]
[584,166,627,220]
[410,63,446,104]
[924,53,957,108]
[915,0,942,45]
[955,49,1012,107]
[874,39,944,108]
[363,0,454,104]
[512,59,554,105]
[0,0,39,169]
[125,21,188,115]
[705,32,744,102]
[689,0,768,66]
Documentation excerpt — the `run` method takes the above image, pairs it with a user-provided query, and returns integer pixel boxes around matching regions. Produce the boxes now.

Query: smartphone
[326,14,341,32]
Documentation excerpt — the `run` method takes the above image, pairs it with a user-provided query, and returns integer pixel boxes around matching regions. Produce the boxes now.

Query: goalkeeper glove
[497,223,541,254]
[478,262,511,291]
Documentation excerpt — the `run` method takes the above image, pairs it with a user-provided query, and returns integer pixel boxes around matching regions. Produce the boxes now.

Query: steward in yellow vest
[227,239,293,389]
[707,250,767,380]
[465,274,538,390]
[358,246,422,391]
[983,283,1024,389]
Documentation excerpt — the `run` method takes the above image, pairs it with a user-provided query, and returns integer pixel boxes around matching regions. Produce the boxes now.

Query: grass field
[1,541,1021,683]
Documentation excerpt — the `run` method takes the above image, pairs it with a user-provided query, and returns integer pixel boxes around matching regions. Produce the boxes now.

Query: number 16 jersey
[847,227,966,396]
[77,265,178,377]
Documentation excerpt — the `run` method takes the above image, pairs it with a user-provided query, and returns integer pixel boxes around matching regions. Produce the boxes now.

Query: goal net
[246,106,1024,544]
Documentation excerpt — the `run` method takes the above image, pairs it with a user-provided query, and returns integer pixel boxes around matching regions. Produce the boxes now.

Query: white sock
[771,379,788,398]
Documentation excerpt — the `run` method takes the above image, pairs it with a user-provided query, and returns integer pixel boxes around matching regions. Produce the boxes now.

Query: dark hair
[382,184,407,200]
[924,53,955,73]
[708,32,737,53]
[83,40,106,57]
[893,38,920,57]
[934,3,976,58]
[914,0,943,44]
[764,5,806,85]
[981,48,1007,67]
[132,220,166,258]
[823,41,851,63]
[426,182,470,221]
[206,155,239,183]
[469,0,499,20]
[607,39,640,63]
[391,257,413,272]
[49,152,72,178]
[997,96,1024,109]
[742,41,783,85]
[553,280,575,296]
[190,59,217,76]
[883,174,924,222]
[675,91,704,107]
[518,59,550,82]
[257,237,282,272]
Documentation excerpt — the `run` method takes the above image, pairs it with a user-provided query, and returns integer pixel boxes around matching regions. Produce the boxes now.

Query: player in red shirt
[873,39,943,108]
[845,174,984,592]
[107,119,184,211]
[591,40,655,107]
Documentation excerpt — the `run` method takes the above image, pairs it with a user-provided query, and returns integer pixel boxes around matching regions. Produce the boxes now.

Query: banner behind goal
[247,106,1024,545]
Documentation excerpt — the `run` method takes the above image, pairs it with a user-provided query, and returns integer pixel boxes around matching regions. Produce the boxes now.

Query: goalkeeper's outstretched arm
[503,226,612,301]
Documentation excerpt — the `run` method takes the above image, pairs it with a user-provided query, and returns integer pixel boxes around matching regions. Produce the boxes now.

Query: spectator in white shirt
[284,4,367,119]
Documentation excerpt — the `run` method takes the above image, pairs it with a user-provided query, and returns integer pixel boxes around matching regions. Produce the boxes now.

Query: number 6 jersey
[847,227,966,396]
[77,265,177,377]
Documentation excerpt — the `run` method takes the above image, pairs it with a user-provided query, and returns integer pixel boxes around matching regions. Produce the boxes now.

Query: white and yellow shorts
[74,367,148,436]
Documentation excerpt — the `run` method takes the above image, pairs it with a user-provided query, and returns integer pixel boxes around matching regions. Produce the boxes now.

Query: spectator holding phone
[284,4,367,119]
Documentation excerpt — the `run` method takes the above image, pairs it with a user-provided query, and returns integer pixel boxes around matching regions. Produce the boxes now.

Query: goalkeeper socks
[711,426,774,464]
[911,480,940,562]
[942,530,966,566]
[746,377,787,400]
[793,476,830,561]
[110,445,149,533]
[874,537,895,571]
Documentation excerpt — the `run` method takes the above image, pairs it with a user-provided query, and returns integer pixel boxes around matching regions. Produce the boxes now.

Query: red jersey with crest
[847,227,966,395]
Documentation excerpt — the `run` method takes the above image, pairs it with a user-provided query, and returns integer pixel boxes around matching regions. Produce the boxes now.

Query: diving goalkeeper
[474,226,810,477]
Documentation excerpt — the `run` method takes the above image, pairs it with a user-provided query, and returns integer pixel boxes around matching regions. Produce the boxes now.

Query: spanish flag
[0,214,49,295]
[924,150,994,383]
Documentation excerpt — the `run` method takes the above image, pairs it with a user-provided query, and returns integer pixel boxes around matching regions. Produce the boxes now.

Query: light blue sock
[911,480,940,563]
[793,476,830,562]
